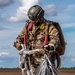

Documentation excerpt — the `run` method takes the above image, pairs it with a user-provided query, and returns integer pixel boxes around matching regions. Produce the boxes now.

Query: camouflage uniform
[14,19,60,68]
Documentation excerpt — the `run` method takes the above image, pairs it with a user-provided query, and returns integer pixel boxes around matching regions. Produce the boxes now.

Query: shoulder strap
[24,20,31,46]
[45,20,66,46]
[52,22,66,46]
[43,20,50,45]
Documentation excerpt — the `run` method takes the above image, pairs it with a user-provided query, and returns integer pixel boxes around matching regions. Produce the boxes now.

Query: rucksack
[47,20,66,56]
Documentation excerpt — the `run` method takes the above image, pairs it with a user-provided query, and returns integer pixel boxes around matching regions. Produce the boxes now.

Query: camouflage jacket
[16,19,60,51]
[14,19,60,66]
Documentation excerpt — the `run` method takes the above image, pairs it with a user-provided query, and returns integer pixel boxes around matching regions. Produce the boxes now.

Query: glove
[13,39,22,50]
[45,45,54,51]
[19,38,24,44]
[39,49,45,54]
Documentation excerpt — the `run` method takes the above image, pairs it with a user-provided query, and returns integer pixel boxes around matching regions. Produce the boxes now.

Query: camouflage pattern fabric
[14,19,60,67]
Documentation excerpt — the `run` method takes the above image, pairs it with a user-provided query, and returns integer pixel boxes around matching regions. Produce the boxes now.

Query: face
[32,18,40,23]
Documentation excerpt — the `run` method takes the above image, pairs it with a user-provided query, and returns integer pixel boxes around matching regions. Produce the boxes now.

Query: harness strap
[25,20,49,47]
[24,21,30,45]
[43,22,49,45]
[24,34,26,45]
[28,22,33,30]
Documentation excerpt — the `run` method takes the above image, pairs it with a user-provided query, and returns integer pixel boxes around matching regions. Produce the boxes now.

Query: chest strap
[25,21,49,46]
[43,23,49,45]
[28,22,33,30]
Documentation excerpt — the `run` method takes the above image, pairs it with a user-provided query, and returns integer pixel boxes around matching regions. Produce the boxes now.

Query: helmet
[28,5,44,21]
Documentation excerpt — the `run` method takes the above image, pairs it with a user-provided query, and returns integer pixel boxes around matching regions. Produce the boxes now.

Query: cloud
[0,60,3,63]
[8,0,39,22]
[0,52,10,57]
[51,4,75,23]
[61,56,75,67]
[0,0,14,21]
[0,45,10,50]
[44,4,67,16]
[0,27,8,31]
[0,14,4,21]
[44,5,58,16]
[8,1,68,22]
[61,23,75,28]
[72,58,75,62]
[0,56,19,68]
[0,0,14,8]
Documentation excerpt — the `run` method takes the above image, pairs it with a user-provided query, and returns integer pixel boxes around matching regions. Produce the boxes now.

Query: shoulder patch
[40,23,45,29]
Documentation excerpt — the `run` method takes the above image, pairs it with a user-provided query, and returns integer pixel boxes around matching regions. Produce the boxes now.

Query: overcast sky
[0,0,75,68]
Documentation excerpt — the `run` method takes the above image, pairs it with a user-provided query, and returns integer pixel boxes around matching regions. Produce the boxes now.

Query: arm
[14,25,27,50]
[48,25,60,50]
